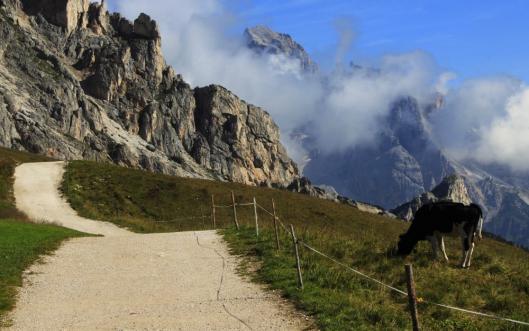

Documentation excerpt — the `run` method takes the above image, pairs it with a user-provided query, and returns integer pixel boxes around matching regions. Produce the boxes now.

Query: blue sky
[226,0,529,83]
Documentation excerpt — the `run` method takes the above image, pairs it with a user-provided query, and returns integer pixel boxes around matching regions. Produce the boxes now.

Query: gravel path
[5,162,313,330]
[14,162,129,236]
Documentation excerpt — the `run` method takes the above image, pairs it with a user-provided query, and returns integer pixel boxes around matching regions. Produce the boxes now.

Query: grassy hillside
[0,148,84,322]
[62,160,529,330]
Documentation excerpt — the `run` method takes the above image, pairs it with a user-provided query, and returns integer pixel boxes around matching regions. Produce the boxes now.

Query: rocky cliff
[0,0,298,187]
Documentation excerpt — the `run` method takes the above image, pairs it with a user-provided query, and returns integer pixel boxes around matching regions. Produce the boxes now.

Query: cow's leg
[460,236,470,268]
[428,236,439,260]
[437,234,449,262]
[464,242,475,268]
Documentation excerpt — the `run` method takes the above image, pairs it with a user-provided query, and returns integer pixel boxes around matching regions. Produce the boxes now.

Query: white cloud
[316,51,441,151]
[431,77,523,157]
[474,87,529,171]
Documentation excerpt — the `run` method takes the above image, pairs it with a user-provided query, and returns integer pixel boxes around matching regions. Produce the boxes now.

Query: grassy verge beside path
[0,220,84,322]
[0,147,85,322]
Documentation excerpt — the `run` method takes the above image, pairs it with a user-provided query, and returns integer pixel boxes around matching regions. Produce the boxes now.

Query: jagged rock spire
[20,0,90,31]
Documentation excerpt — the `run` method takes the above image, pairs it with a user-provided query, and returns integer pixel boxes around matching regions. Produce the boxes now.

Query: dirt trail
[5,162,313,330]
[14,162,130,236]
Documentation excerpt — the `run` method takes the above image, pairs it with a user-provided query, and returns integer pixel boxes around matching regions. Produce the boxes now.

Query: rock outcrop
[245,25,318,74]
[287,176,391,216]
[20,0,90,31]
[392,174,472,221]
[0,0,298,186]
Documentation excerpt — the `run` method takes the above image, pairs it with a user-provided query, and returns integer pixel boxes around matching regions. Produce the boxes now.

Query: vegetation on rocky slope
[0,148,83,322]
[63,159,529,331]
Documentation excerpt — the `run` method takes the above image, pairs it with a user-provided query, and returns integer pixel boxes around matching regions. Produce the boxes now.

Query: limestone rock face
[193,85,298,187]
[133,13,159,39]
[0,1,299,186]
[245,25,318,74]
[21,0,89,31]
[392,175,472,221]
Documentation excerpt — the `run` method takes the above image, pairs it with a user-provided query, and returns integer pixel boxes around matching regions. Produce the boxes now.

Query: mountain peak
[244,25,318,74]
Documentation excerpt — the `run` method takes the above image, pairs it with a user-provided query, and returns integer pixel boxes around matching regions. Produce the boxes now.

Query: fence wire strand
[275,217,291,234]
[214,204,234,209]
[236,203,255,207]
[256,203,274,217]
[422,300,529,326]
[154,215,209,223]
[298,240,408,296]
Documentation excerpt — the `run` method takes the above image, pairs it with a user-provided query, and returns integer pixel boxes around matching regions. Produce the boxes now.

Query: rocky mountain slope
[0,0,298,187]
[305,96,454,209]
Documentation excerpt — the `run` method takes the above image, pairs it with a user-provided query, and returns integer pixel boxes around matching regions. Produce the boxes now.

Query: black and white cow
[396,201,483,268]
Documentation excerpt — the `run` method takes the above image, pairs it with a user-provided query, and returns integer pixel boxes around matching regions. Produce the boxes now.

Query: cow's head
[396,233,416,256]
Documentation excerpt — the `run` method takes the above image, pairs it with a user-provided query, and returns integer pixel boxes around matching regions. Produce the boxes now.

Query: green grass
[0,148,84,322]
[0,220,84,323]
[62,159,529,330]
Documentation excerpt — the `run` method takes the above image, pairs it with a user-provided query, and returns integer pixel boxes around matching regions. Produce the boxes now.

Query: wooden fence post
[231,191,240,230]
[272,199,280,250]
[253,197,259,238]
[290,224,304,290]
[211,195,216,229]
[200,206,205,229]
[405,264,420,331]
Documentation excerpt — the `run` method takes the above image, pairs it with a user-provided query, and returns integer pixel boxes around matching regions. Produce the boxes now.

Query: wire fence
[211,192,529,329]
[153,215,210,223]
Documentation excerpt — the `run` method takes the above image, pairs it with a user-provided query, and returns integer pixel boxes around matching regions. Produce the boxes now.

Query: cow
[396,201,483,268]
